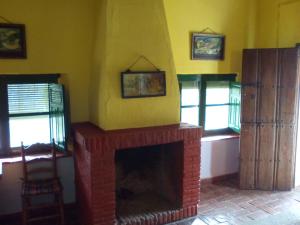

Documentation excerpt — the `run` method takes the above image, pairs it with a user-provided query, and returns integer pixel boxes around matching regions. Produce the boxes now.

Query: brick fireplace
[72,122,202,225]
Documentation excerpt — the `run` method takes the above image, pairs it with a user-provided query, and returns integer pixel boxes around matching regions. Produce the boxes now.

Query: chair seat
[22,178,62,196]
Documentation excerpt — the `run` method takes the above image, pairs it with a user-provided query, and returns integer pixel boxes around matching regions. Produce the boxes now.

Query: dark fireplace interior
[115,141,183,218]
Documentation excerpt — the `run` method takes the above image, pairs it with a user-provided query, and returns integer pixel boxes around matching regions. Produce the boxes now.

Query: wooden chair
[21,140,65,225]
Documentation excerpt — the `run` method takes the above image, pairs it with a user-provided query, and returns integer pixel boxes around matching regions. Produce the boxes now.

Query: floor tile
[194,178,300,225]
[3,178,300,225]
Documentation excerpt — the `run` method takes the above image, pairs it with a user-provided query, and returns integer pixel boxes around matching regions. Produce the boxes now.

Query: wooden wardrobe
[240,47,300,191]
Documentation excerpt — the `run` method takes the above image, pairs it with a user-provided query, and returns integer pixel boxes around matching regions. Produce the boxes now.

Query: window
[205,81,230,130]
[178,74,241,135]
[0,74,67,156]
[180,77,201,126]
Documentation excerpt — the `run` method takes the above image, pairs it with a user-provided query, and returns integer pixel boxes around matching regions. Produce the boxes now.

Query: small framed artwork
[191,33,225,60]
[121,71,166,98]
[0,23,26,58]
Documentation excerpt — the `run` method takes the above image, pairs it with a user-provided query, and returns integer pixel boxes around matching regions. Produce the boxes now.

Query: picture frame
[191,33,225,60]
[121,71,166,98]
[0,23,26,58]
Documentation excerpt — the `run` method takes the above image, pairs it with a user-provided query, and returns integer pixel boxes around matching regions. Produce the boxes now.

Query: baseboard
[0,202,76,224]
[201,172,238,185]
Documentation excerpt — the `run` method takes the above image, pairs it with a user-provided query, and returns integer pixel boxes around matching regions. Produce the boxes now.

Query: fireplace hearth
[115,142,183,219]
[73,122,201,225]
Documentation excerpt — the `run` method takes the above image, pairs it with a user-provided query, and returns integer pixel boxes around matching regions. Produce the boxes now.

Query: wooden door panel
[241,86,257,123]
[278,48,299,124]
[275,48,298,190]
[240,123,257,189]
[279,48,298,88]
[242,49,258,85]
[276,125,297,190]
[259,86,277,123]
[278,87,297,123]
[258,50,278,123]
[257,124,276,190]
[240,47,299,191]
[259,49,278,87]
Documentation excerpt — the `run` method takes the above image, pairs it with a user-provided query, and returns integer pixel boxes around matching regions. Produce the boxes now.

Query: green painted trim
[179,82,182,121]
[200,78,206,128]
[181,105,200,108]
[0,74,59,84]
[201,74,237,81]
[178,74,239,134]
[9,112,50,117]
[205,103,230,107]
[228,81,241,133]
[177,74,201,82]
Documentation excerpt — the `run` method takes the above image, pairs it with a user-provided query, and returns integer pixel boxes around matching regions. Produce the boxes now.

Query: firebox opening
[115,141,183,218]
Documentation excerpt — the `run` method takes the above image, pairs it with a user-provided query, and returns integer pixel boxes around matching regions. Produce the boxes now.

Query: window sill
[201,133,240,142]
[0,151,72,177]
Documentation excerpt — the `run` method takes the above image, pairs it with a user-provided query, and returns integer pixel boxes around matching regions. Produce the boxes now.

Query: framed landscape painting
[0,23,26,58]
[121,71,166,98]
[191,33,225,60]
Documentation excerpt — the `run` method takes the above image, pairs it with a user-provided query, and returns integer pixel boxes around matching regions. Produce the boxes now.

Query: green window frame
[229,82,241,133]
[178,75,201,127]
[0,74,68,157]
[178,74,241,136]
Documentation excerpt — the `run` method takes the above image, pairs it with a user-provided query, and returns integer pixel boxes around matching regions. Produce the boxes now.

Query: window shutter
[229,82,241,133]
[49,84,67,150]
[8,83,50,116]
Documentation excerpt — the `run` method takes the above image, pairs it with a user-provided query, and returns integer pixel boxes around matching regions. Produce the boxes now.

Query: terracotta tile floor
[170,179,300,225]
[3,179,300,225]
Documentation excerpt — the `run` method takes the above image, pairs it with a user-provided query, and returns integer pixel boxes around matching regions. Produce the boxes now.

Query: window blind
[8,83,50,116]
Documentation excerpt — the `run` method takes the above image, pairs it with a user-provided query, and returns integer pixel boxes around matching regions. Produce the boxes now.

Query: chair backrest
[21,140,58,182]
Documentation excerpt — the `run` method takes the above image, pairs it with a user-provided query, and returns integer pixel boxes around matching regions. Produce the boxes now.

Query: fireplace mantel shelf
[72,122,201,137]
[72,122,202,151]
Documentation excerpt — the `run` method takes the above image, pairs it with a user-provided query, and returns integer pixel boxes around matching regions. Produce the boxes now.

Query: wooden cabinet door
[258,49,278,123]
[241,86,257,123]
[240,123,257,189]
[241,49,259,123]
[275,124,297,190]
[240,47,299,191]
[257,123,276,190]
[275,48,299,190]
[278,48,299,124]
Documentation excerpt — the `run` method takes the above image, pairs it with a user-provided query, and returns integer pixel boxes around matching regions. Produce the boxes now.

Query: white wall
[201,137,240,179]
[0,157,75,215]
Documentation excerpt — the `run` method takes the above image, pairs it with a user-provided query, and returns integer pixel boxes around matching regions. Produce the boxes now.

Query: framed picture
[191,33,225,60]
[0,23,26,58]
[121,71,166,98]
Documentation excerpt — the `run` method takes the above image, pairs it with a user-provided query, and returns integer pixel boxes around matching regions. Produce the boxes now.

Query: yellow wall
[91,0,179,130]
[6,0,294,130]
[256,0,300,48]
[90,0,258,130]
[0,0,258,130]
[163,0,257,80]
[0,0,96,122]
[89,0,107,126]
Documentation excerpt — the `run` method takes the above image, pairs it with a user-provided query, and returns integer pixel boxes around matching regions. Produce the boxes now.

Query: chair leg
[58,193,65,225]
[22,197,28,225]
